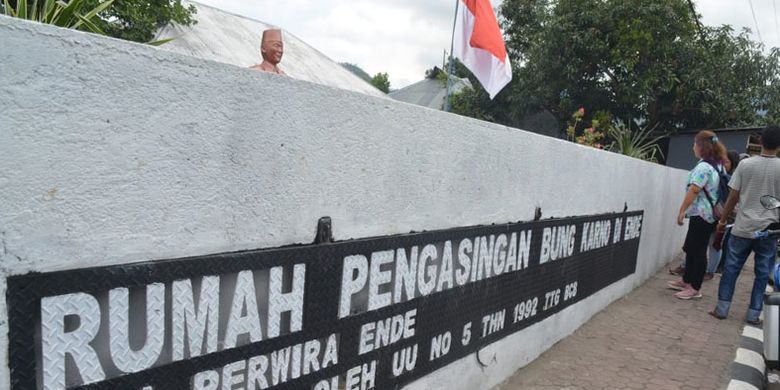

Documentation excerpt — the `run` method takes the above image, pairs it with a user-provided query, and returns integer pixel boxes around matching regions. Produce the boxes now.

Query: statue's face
[261,31,284,65]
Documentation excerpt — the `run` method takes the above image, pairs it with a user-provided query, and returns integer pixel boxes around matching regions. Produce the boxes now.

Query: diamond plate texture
[267,264,305,338]
[171,276,220,361]
[7,211,643,390]
[41,293,105,389]
[108,283,165,373]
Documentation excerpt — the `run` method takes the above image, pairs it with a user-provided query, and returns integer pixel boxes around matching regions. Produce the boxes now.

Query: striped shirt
[729,155,780,238]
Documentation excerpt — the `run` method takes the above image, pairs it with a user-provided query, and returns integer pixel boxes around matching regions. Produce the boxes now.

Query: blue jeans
[707,233,722,273]
[715,235,778,321]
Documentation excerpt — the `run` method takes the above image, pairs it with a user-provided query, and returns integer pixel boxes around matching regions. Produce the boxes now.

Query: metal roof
[673,126,763,135]
[155,1,384,97]
[389,77,472,110]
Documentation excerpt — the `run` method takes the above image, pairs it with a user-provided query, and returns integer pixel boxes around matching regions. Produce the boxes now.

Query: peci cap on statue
[251,28,286,74]
[262,28,282,44]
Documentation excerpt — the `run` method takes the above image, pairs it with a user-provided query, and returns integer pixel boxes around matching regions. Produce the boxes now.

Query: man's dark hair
[762,125,780,150]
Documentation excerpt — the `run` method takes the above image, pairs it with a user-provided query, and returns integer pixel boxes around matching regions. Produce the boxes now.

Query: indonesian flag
[453,0,512,99]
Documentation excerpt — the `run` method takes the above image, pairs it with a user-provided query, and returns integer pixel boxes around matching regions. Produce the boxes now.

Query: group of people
[670,125,780,325]
[252,23,780,325]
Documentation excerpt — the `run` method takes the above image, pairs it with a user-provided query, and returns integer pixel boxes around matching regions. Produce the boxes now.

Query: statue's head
[261,29,284,65]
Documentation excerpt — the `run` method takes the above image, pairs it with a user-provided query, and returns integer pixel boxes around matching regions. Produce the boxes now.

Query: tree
[452,0,780,133]
[443,58,516,124]
[2,0,197,43]
[341,63,392,93]
[83,0,196,43]
[370,72,391,93]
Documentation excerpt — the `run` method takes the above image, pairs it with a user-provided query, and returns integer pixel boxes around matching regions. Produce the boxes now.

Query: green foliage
[340,63,372,82]
[449,86,486,120]
[424,66,442,79]
[341,64,390,93]
[606,123,666,162]
[444,58,517,123]
[565,107,607,149]
[436,59,475,89]
[82,0,196,43]
[433,61,487,114]
[2,0,113,34]
[1,0,196,43]
[563,107,665,162]
[451,0,780,135]
[436,70,448,87]
[370,72,391,93]
[565,107,585,140]
[436,59,472,80]
[577,127,605,149]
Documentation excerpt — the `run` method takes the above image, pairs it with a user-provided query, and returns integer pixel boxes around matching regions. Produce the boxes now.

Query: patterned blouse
[685,160,721,223]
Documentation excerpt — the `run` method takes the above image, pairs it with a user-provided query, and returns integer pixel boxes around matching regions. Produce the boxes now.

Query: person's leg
[717,228,732,273]
[681,217,714,292]
[707,232,721,275]
[715,235,753,316]
[668,226,699,290]
[746,237,779,322]
[681,219,699,286]
[670,262,686,276]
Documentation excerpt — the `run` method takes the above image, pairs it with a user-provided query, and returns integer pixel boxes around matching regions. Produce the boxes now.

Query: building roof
[389,76,472,110]
[673,126,763,135]
[155,1,384,97]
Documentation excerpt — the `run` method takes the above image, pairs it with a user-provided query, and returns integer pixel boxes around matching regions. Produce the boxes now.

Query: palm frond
[4,0,112,34]
[147,36,177,46]
[3,0,17,16]
[606,122,667,163]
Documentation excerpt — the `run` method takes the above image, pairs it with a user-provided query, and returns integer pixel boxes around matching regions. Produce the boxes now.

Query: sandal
[669,265,685,276]
[708,310,726,320]
[746,318,763,326]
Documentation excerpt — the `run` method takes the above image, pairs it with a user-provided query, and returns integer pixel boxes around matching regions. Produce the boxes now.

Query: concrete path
[498,259,760,390]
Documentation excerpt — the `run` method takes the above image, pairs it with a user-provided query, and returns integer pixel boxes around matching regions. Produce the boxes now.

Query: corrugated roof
[155,1,384,97]
[389,77,472,110]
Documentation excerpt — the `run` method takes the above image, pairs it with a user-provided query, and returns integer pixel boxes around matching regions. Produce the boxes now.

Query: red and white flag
[453,0,512,99]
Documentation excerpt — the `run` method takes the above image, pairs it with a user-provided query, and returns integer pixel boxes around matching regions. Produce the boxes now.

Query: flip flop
[708,310,726,320]
[746,318,762,326]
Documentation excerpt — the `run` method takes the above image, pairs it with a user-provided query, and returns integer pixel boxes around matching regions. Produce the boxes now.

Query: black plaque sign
[7,211,643,390]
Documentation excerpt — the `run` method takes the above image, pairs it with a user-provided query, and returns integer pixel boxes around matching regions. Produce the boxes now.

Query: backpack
[701,161,729,219]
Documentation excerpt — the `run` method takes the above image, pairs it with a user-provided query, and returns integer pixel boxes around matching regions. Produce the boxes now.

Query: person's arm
[717,162,742,230]
[716,189,740,230]
[677,185,701,225]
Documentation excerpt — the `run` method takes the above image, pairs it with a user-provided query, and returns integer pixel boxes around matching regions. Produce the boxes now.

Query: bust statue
[250,28,285,75]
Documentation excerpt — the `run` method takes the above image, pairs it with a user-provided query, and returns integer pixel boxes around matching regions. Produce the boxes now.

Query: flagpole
[443,0,460,112]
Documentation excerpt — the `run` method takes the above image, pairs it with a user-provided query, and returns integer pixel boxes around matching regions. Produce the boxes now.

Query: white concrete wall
[0,16,688,390]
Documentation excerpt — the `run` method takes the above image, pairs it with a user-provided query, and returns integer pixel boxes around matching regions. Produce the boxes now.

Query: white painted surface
[744,325,764,342]
[0,15,688,390]
[735,348,765,372]
[156,1,384,97]
[727,379,760,390]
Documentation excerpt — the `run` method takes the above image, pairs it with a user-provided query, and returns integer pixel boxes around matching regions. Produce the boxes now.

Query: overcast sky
[195,0,780,89]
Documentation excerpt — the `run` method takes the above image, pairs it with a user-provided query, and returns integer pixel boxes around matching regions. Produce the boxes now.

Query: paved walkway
[498,258,759,390]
